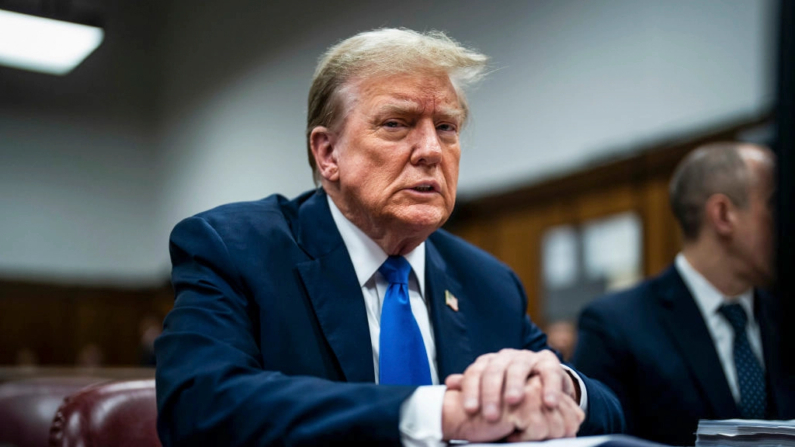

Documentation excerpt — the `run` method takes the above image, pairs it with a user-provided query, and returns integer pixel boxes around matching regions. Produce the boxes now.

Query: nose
[410,119,442,166]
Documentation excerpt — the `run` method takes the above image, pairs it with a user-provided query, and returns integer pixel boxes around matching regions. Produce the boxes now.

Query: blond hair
[306,28,489,182]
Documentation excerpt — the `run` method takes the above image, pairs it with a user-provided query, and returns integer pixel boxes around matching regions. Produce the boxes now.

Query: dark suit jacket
[155,189,625,446]
[573,265,795,446]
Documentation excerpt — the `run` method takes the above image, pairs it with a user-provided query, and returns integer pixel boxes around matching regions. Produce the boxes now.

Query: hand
[505,375,583,441]
[441,388,514,442]
[442,375,584,442]
[446,349,579,422]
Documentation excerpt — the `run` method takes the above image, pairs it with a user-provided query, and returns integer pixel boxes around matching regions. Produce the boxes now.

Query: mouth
[408,181,441,194]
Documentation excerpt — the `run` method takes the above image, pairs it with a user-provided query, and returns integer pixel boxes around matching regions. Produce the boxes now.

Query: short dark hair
[669,142,752,240]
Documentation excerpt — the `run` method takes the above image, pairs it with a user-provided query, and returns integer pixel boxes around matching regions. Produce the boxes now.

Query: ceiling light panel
[0,9,104,75]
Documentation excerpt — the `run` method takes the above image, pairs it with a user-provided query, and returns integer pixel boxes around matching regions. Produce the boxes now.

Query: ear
[309,126,340,182]
[704,193,737,237]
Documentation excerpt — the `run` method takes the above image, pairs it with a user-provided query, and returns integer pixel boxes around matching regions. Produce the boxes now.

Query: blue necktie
[378,256,432,386]
[718,303,767,419]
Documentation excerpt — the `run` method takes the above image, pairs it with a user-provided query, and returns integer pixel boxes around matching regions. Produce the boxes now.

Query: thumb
[445,374,464,390]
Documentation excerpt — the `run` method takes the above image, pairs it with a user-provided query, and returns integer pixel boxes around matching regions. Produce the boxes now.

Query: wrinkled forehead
[339,71,466,119]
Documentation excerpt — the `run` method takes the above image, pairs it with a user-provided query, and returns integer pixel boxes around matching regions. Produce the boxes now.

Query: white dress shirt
[328,196,587,446]
[328,197,446,446]
[675,253,765,404]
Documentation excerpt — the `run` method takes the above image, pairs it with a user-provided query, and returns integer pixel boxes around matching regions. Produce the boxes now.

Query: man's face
[327,72,463,242]
[733,152,776,287]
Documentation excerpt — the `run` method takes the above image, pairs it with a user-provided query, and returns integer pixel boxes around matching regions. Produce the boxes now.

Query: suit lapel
[653,266,740,419]
[293,190,374,383]
[425,239,474,381]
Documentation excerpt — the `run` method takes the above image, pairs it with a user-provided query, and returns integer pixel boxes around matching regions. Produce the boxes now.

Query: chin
[397,207,449,232]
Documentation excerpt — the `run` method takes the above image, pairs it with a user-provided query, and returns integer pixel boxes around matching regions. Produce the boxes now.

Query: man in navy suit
[155,28,624,446]
[574,142,795,446]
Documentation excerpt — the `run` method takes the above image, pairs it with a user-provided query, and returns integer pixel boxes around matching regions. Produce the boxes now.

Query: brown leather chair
[0,376,109,447]
[49,379,161,447]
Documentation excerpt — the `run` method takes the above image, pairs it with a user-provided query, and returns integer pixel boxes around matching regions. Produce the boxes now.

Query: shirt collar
[675,253,755,321]
[327,195,426,297]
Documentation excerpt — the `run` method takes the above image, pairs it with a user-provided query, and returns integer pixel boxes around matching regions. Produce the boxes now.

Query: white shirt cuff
[399,385,447,447]
[561,364,589,412]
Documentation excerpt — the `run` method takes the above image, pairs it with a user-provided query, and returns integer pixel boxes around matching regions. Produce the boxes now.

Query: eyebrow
[374,101,465,123]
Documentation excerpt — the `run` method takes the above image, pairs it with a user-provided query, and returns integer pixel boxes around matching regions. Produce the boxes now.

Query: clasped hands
[441,349,585,442]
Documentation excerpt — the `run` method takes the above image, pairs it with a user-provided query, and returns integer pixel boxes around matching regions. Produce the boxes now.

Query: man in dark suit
[155,28,624,446]
[574,142,795,446]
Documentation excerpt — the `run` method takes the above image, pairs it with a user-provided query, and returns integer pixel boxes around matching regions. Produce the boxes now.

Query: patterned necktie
[378,256,432,386]
[718,303,767,419]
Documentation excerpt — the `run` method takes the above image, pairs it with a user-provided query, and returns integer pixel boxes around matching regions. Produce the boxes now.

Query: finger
[511,407,548,441]
[461,354,493,414]
[533,352,564,408]
[445,374,463,390]
[480,350,516,421]
[507,376,543,441]
[558,394,585,438]
[503,352,536,405]
[543,404,565,439]
[442,388,513,442]
[528,371,565,440]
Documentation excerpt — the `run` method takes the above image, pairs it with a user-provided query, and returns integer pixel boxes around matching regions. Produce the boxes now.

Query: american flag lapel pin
[445,290,459,312]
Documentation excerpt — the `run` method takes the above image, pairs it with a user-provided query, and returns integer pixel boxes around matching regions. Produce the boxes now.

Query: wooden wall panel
[573,184,640,223]
[456,202,570,327]
[495,210,544,322]
[0,281,173,366]
[640,177,681,276]
[451,218,496,254]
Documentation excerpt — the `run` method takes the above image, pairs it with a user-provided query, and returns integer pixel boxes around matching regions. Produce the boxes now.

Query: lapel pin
[445,290,459,312]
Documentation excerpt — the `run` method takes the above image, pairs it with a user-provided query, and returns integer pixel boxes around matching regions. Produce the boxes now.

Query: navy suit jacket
[573,265,795,446]
[155,189,625,446]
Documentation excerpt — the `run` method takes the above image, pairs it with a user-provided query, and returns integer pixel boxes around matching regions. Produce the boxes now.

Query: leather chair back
[49,379,160,447]
[0,376,108,447]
